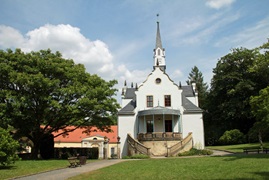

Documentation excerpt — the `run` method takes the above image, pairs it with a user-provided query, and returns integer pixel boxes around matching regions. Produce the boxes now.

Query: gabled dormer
[153,20,166,71]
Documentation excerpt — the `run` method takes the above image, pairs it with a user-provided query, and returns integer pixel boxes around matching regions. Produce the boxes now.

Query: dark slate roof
[118,99,136,115]
[181,85,195,97]
[138,106,180,116]
[124,88,136,99]
[182,95,202,113]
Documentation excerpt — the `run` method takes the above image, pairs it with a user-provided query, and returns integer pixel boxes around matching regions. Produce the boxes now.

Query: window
[158,49,161,55]
[147,120,154,133]
[164,95,171,107]
[147,95,153,107]
[155,78,161,84]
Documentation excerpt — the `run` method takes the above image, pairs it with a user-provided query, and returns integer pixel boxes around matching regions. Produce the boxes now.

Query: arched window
[158,49,161,55]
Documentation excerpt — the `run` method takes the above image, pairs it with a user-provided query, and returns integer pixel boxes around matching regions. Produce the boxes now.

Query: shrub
[0,128,20,165]
[122,154,150,159]
[110,154,118,159]
[178,148,213,156]
[219,129,245,145]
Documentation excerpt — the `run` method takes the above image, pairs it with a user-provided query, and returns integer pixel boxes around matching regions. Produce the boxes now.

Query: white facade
[118,21,204,157]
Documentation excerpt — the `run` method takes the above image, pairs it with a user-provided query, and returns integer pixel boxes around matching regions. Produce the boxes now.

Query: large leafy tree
[249,42,269,145]
[186,66,208,109]
[205,43,269,144]
[0,49,119,159]
[250,86,269,146]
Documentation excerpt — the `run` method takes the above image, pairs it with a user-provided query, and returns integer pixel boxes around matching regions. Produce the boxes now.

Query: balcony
[137,132,182,141]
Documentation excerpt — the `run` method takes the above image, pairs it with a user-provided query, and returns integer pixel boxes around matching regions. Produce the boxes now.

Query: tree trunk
[258,130,263,150]
[31,139,40,159]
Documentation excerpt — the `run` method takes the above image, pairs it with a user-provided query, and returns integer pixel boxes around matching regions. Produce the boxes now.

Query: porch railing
[137,132,182,141]
[127,133,151,156]
[167,132,193,156]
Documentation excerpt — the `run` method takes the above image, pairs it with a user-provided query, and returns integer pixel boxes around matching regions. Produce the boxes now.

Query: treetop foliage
[0,49,119,158]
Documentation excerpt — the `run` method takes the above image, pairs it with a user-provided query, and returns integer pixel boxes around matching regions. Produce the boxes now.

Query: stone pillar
[103,136,108,159]
[117,136,121,159]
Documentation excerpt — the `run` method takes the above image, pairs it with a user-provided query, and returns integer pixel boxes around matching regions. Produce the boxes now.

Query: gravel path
[14,159,128,180]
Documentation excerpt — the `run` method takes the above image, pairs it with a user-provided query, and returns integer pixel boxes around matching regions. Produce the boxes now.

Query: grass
[0,159,69,179]
[1,142,269,179]
[207,142,269,153]
[69,154,269,180]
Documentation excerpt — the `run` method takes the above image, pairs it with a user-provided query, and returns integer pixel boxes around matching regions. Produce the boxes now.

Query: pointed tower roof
[153,14,166,71]
[155,14,163,49]
[155,22,163,49]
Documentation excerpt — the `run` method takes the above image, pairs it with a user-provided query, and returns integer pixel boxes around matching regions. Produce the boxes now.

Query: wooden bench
[243,149,269,154]
[67,157,80,168]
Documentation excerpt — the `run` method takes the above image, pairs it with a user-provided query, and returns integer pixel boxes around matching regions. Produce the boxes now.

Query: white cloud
[0,24,121,80]
[0,24,153,103]
[20,24,116,79]
[0,25,25,48]
[206,0,236,9]
[170,69,184,84]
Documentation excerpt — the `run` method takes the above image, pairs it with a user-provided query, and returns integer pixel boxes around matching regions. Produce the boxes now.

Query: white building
[118,20,205,157]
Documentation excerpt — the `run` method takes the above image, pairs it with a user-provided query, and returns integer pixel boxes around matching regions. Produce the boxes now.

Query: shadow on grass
[220,153,269,161]
[0,165,17,170]
[252,171,269,179]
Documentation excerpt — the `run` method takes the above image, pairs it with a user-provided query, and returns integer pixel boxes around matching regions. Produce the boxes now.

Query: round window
[155,78,161,84]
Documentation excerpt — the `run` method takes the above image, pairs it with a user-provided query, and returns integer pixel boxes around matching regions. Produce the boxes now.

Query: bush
[0,128,20,165]
[219,129,245,145]
[123,154,150,159]
[110,154,118,159]
[178,148,213,156]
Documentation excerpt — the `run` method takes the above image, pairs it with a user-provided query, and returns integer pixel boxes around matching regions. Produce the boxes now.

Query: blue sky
[1,0,269,101]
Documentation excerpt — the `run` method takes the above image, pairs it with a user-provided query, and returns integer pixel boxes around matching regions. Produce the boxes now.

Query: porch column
[178,114,182,133]
[163,113,165,132]
[172,114,174,132]
[144,115,146,133]
[152,114,154,132]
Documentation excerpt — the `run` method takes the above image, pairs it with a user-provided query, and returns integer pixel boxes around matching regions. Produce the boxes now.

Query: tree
[186,66,208,109]
[205,42,269,145]
[0,127,20,166]
[250,86,269,148]
[0,49,119,159]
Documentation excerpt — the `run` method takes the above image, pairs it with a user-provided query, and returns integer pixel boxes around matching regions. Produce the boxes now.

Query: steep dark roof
[182,95,202,113]
[155,21,163,49]
[118,99,136,115]
[181,85,195,97]
[124,88,136,99]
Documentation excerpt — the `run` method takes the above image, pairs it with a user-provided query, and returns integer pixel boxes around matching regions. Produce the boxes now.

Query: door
[165,120,172,132]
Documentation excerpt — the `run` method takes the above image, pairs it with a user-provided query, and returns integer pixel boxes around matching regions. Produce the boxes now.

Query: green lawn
[69,154,269,180]
[0,160,69,179]
[207,142,269,153]
[2,143,269,180]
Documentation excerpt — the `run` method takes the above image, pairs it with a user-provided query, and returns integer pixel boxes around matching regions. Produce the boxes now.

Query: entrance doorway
[165,120,172,132]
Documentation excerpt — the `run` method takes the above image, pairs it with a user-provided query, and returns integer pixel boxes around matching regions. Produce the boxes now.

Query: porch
[137,132,182,141]
[137,106,182,137]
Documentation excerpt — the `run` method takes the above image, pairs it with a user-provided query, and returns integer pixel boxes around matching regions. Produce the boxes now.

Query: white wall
[181,113,204,149]
[118,114,137,157]
[136,68,183,111]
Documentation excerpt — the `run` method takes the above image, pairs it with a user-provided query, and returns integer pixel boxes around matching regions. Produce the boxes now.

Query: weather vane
[157,14,159,22]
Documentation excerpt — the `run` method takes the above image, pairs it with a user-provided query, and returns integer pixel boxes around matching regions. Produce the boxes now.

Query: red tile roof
[53,125,118,143]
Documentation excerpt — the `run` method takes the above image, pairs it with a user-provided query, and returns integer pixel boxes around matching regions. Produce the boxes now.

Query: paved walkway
[14,150,232,180]
[211,149,233,156]
[14,159,128,180]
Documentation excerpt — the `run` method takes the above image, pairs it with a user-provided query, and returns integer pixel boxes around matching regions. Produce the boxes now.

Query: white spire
[153,14,166,71]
